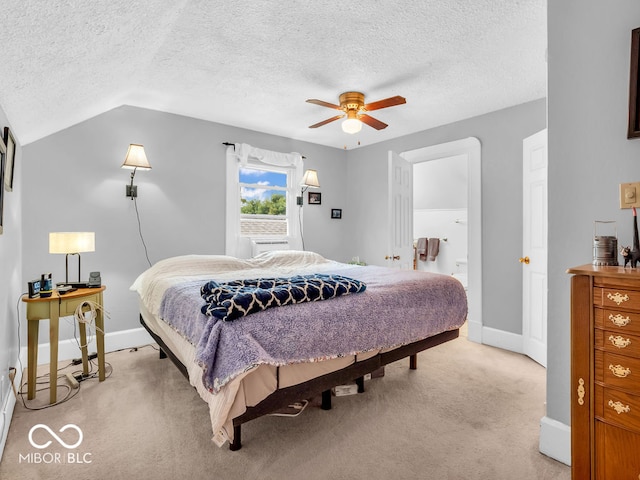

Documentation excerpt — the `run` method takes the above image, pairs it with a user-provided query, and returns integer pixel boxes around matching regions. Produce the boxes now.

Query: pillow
[251,250,330,268]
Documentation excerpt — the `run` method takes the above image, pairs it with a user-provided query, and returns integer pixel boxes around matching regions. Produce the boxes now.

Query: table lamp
[49,232,95,284]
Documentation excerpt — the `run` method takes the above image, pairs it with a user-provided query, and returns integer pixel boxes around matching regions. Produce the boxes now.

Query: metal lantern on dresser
[568,264,640,479]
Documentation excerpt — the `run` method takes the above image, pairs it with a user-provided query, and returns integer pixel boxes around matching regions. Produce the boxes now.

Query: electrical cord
[133,195,152,267]
[298,204,305,251]
[72,300,108,350]
[14,293,26,399]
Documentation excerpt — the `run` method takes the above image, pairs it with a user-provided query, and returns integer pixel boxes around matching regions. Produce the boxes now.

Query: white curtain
[234,143,303,169]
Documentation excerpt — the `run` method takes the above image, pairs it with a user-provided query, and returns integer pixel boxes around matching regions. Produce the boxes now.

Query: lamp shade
[301,169,320,188]
[121,144,151,170]
[49,232,95,254]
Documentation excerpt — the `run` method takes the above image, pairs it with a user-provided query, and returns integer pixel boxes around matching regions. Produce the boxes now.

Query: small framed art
[331,208,342,219]
[629,27,640,138]
[4,127,15,191]
[308,192,321,205]
[0,133,5,234]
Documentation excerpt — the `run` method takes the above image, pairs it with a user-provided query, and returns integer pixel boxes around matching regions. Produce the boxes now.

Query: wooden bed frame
[140,315,459,451]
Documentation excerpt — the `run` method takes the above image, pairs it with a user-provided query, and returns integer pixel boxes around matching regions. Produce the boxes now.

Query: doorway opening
[401,137,482,343]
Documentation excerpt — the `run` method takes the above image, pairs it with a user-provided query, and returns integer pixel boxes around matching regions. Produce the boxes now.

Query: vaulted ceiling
[0,1,546,149]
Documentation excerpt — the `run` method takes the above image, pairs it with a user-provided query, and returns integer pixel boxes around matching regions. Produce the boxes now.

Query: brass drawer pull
[607,292,630,305]
[609,313,631,327]
[608,400,631,414]
[609,335,632,349]
[577,378,585,406]
[609,364,632,378]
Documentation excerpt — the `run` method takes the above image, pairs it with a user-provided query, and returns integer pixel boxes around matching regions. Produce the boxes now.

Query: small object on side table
[621,207,640,267]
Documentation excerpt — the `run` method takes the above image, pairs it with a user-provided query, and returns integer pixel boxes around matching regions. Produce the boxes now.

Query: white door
[387,150,414,269]
[522,129,548,367]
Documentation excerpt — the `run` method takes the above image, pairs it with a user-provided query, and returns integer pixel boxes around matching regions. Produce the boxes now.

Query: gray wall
[345,98,547,334]
[0,104,22,442]
[21,106,348,342]
[547,0,640,426]
[413,154,468,210]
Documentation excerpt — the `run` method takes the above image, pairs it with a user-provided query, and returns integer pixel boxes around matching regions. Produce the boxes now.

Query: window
[225,144,303,257]
[239,166,288,237]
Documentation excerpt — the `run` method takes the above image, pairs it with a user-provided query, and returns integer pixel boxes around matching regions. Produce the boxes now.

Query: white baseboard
[0,357,23,463]
[466,320,482,343]
[36,327,154,364]
[539,416,571,466]
[480,325,524,354]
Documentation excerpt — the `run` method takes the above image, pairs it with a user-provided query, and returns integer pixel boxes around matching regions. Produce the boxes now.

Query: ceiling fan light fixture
[342,110,362,134]
[342,118,362,134]
[307,91,404,133]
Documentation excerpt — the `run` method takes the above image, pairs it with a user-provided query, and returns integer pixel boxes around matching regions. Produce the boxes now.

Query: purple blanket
[159,265,467,394]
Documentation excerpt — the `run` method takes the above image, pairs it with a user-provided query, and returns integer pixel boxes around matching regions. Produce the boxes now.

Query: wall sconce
[121,144,151,199]
[49,232,95,284]
[297,169,321,205]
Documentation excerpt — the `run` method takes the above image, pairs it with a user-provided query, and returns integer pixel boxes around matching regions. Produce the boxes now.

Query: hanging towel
[427,238,440,261]
[416,237,428,261]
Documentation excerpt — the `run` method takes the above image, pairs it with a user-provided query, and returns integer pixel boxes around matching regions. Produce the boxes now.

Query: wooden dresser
[568,265,640,479]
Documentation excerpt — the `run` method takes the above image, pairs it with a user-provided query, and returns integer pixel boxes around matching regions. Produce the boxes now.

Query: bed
[130,250,467,450]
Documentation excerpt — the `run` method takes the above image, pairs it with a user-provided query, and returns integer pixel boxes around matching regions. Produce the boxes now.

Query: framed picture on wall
[0,133,5,234]
[331,208,342,219]
[4,127,15,192]
[308,192,321,205]
[628,27,640,138]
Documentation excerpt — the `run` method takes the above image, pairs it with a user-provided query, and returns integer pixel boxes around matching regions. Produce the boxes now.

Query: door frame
[401,137,482,343]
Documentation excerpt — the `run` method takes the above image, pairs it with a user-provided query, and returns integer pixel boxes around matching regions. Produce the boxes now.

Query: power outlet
[619,182,640,208]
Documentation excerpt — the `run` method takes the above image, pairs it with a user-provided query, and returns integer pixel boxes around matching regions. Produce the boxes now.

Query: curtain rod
[222,142,306,159]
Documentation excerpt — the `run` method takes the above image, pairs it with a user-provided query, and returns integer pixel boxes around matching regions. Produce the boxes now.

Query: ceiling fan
[306,91,406,134]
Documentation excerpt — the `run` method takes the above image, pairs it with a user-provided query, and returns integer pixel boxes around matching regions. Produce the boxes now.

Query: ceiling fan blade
[363,95,406,111]
[308,114,345,128]
[360,114,388,130]
[306,99,342,110]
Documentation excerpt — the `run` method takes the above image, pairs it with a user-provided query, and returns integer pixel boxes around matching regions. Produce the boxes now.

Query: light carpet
[0,328,570,480]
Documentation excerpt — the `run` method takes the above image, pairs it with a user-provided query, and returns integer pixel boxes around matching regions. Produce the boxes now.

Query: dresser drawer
[595,421,640,480]
[595,329,640,358]
[595,351,640,392]
[595,308,640,335]
[59,293,102,317]
[595,385,640,432]
[595,287,640,311]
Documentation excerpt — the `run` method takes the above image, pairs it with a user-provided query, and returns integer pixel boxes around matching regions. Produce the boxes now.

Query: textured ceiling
[0,0,546,149]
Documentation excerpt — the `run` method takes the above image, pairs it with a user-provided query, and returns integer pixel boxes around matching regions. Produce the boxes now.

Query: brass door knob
[519,256,530,264]
[385,255,400,261]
